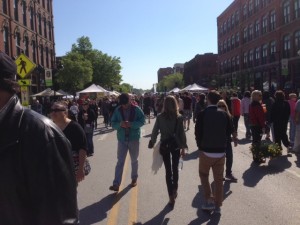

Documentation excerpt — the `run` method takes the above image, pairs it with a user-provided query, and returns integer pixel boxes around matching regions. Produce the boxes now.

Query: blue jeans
[113,140,140,186]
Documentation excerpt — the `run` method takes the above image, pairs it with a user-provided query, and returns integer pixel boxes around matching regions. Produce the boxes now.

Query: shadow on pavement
[242,155,292,187]
[237,138,252,145]
[188,185,221,225]
[79,185,131,225]
[94,127,114,136]
[134,204,173,225]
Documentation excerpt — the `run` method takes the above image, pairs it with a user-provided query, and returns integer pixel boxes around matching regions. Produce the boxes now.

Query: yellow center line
[128,184,138,225]
[107,154,129,225]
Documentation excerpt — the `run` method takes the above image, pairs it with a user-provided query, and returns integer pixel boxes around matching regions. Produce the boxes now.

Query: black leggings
[163,149,180,197]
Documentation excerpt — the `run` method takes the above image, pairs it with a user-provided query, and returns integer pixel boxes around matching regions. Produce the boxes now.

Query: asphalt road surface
[77,116,300,225]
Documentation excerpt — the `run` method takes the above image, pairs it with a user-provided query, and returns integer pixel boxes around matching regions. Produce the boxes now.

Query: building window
[44,18,47,38]
[235,10,240,25]
[249,49,254,66]
[249,24,253,40]
[224,21,227,33]
[231,35,235,49]
[24,36,29,56]
[236,33,240,47]
[46,46,49,68]
[220,25,223,36]
[270,10,276,31]
[262,0,267,7]
[255,20,260,38]
[255,0,260,11]
[14,0,19,21]
[38,13,42,35]
[3,26,9,54]
[249,0,253,15]
[3,0,8,14]
[244,27,248,42]
[283,1,290,24]
[295,0,300,18]
[48,21,52,41]
[22,1,27,26]
[223,40,227,52]
[227,38,231,51]
[244,52,248,66]
[295,30,300,55]
[231,14,235,28]
[40,45,44,66]
[255,47,260,65]
[243,4,248,19]
[283,35,291,58]
[236,56,240,66]
[16,31,21,55]
[30,6,34,30]
[227,18,231,30]
[262,15,268,34]
[47,0,50,11]
[32,40,36,63]
[262,44,268,64]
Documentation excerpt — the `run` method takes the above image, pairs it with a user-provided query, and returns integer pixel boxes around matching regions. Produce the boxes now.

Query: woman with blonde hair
[50,101,88,183]
[217,100,238,181]
[149,95,187,207]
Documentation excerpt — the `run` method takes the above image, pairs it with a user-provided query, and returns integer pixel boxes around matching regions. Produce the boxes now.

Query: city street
[77,116,300,225]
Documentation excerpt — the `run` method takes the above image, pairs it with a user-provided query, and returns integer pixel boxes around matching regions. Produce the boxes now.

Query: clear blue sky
[53,0,233,90]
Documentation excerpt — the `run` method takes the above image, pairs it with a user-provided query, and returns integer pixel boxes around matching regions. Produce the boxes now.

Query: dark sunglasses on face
[218,105,226,108]
[50,108,66,113]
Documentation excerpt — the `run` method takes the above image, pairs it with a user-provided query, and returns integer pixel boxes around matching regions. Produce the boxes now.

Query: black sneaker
[225,174,238,182]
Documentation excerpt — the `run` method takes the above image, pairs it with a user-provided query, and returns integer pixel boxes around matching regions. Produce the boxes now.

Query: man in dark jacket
[195,90,233,214]
[0,51,78,225]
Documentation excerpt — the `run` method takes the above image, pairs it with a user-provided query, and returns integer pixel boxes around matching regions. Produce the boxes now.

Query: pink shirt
[288,99,297,119]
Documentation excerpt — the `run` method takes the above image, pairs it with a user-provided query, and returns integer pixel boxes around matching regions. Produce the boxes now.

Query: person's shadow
[187,185,222,225]
[79,185,131,225]
[184,149,199,161]
[134,204,173,225]
[242,155,292,187]
[237,138,252,145]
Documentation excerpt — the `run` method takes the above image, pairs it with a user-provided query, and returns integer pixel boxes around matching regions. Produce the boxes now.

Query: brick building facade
[183,53,218,88]
[0,0,55,93]
[217,0,300,93]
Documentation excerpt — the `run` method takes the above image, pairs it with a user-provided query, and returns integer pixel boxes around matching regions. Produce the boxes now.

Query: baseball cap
[0,51,17,81]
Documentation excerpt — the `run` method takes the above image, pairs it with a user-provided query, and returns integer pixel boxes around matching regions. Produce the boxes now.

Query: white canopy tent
[181,83,208,92]
[168,87,181,93]
[31,88,64,97]
[77,84,107,93]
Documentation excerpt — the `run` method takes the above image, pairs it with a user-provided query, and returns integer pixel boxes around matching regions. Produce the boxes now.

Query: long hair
[162,95,179,119]
[217,99,232,118]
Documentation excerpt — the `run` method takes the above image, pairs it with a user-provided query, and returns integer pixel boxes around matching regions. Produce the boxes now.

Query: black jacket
[195,105,232,153]
[0,96,78,225]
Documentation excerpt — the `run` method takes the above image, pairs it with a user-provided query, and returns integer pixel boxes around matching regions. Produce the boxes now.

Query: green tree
[113,83,133,93]
[71,36,122,89]
[56,52,93,94]
[157,73,184,92]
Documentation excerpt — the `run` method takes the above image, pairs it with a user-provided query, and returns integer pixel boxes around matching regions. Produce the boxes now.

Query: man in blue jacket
[109,93,145,191]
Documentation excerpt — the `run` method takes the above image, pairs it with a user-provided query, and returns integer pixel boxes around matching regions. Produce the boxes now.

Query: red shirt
[249,101,265,128]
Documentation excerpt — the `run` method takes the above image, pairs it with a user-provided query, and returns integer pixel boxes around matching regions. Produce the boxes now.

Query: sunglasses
[50,108,66,113]
[218,105,226,108]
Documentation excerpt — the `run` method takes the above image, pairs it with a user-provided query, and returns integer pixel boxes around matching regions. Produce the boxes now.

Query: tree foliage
[56,52,93,94]
[57,36,122,92]
[157,73,184,92]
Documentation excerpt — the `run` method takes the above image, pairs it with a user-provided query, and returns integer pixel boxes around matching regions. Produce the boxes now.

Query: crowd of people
[1,49,300,222]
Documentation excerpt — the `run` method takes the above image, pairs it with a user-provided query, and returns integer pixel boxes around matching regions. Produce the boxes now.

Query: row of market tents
[168,83,208,93]
[30,84,120,98]
[30,83,208,98]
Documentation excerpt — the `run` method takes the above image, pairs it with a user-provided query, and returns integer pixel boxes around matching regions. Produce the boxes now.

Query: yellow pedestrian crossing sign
[15,53,36,78]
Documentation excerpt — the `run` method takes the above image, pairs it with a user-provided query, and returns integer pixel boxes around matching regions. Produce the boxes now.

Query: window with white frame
[243,4,248,18]
[249,0,253,15]
[262,44,268,63]
[244,52,248,65]
[235,10,240,25]
[231,35,235,48]
[244,27,248,42]
[255,47,260,61]
[249,24,253,40]
[283,35,291,57]
[249,49,254,63]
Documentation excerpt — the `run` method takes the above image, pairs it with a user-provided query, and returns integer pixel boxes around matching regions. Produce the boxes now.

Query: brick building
[217,0,300,93]
[183,53,218,88]
[0,0,55,93]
